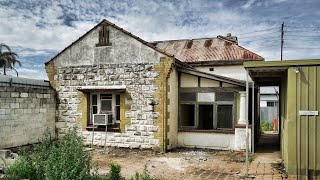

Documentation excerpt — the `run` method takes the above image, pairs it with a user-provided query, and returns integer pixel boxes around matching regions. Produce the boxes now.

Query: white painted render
[177,132,235,150]
[195,65,252,81]
[180,73,198,87]
[199,78,220,87]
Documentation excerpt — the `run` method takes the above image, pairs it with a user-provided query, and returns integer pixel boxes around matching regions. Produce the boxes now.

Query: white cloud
[242,0,256,9]
[0,0,319,79]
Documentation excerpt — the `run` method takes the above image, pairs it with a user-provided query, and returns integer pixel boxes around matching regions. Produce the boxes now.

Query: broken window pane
[216,92,234,101]
[217,105,233,129]
[180,92,197,101]
[180,104,195,126]
[198,104,214,129]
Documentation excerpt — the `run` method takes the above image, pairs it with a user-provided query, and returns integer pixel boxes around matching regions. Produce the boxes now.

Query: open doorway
[256,86,280,152]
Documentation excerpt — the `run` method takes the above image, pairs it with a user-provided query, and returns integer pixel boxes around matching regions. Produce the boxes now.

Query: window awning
[77,85,126,92]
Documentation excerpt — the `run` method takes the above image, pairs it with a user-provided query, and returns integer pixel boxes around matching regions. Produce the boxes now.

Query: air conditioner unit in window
[93,114,113,125]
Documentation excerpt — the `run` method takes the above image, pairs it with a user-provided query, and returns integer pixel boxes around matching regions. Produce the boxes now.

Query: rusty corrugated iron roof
[150,37,264,63]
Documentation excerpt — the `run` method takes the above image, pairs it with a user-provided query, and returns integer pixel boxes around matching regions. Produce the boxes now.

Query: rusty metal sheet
[152,37,263,62]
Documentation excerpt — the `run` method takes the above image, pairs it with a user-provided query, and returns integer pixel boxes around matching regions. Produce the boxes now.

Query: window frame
[215,101,235,130]
[179,102,197,128]
[179,88,236,131]
[89,93,120,125]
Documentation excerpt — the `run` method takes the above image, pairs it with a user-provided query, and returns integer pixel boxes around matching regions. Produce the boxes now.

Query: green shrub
[43,129,92,180]
[4,156,36,180]
[108,163,123,180]
[5,128,93,180]
[260,120,273,131]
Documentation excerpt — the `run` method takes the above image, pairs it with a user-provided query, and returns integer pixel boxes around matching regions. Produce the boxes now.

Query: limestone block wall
[52,62,166,149]
[0,78,56,148]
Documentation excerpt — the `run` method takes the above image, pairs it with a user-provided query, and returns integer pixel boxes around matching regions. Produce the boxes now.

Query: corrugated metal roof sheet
[150,37,264,63]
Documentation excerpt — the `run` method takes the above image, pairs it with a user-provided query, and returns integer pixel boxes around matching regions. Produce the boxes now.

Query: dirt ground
[92,147,289,179]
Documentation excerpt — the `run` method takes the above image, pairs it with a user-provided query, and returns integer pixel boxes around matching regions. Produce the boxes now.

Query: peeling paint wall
[52,25,166,68]
[166,68,179,150]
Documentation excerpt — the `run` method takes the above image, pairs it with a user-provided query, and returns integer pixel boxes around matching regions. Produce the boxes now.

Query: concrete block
[36,94,44,98]
[0,109,5,115]
[19,103,29,109]
[0,103,9,109]
[20,93,29,98]
[14,109,23,114]
[11,92,19,98]
[6,98,15,103]
[10,103,19,108]
[0,92,10,98]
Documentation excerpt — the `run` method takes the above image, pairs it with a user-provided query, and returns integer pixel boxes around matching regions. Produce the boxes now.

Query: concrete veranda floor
[93,133,292,179]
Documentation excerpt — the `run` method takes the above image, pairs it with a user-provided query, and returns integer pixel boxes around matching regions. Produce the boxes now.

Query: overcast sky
[1,0,320,79]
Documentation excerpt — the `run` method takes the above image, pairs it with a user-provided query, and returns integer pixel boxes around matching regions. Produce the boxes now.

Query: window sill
[178,129,235,134]
[86,123,120,132]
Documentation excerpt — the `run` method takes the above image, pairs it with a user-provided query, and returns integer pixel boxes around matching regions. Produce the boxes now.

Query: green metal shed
[244,59,320,178]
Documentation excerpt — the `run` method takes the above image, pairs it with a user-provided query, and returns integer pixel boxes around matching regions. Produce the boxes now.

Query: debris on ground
[91,147,287,179]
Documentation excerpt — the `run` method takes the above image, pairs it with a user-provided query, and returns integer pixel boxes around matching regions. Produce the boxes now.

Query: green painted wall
[283,66,320,177]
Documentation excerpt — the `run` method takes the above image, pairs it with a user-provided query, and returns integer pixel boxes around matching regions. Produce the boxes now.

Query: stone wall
[0,76,56,148]
[53,61,168,150]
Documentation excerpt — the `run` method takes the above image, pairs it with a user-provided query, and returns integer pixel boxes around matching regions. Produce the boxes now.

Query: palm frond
[0,43,12,53]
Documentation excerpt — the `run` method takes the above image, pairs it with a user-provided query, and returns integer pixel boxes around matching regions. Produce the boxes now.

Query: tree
[0,43,21,76]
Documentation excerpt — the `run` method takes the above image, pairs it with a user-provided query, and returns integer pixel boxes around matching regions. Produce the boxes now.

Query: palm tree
[0,43,21,76]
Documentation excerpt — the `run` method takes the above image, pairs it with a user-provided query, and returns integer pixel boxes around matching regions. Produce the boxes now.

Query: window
[115,95,120,121]
[198,104,214,129]
[90,93,121,125]
[100,94,112,113]
[179,90,235,130]
[217,105,233,129]
[180,104,195,127]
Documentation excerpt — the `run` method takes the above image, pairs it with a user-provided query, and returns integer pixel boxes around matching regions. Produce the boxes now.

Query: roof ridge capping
[149,33,238,44]
[45,19,174,65]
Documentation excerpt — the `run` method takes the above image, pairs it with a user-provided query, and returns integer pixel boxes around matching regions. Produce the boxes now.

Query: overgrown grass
[260,120,274,131]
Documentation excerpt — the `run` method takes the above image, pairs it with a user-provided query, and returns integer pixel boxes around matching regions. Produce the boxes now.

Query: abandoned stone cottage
[45,19,263,152]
